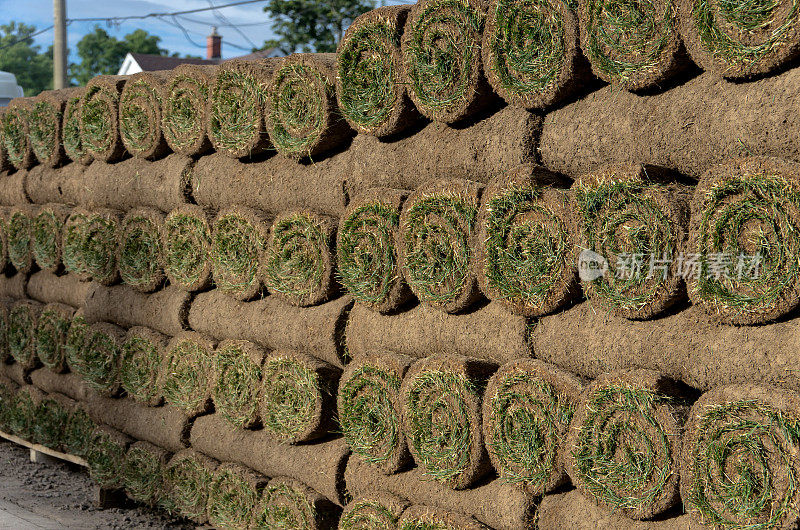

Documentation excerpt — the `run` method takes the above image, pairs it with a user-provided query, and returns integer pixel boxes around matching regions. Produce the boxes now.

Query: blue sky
[1,0,412,63]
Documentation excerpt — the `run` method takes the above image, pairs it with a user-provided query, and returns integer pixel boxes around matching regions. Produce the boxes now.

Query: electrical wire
[0,24,54,52]
[66,0,268,23]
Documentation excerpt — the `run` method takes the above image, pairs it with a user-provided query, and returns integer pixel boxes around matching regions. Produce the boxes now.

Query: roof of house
[222,48,280,62]
[128,53,215,71]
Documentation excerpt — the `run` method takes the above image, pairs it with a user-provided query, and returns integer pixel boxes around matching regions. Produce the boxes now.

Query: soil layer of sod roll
[118,207,165,292]
[79,75,127,162]
[540,67,800,180]
[82,154,193,212]
[162,64,217,156]
[207,462,268,529]
[262,210,338,307]
[252,476,341,529]
[679,0,800,79]
[9,299,43,371]
[162,449,219,523]
[188,290,352,368]
[573,164,691,319]
[123,441,171,507]
[347,300,529,365]
[688,156,800,325]
[62,208,121,284]
[212,339,265,430]
[7,205,34,273]
[259,351,340,443]
[29,88,82,167]
[476,165,577,317]
[61,87,92,165]
[266,53,353,159]
[119,326,168,406]
[399,505,490,529]
[32,204,70,272]
[190,413,350,505]
[0,171,29,207]
[29,368,89,402]
[336,5,418,137]
[83,283,190,337]
[401,0,493,123]
[162,204,213,291]
[483,0,587,109]
[208,59,278,158]
[161,332,216,417]
[340,493,409,529]
[564,369,688,520]
[681,384,800,529]
[337,188,412,313]
[211,205,269,301]
[118,70,170,160]
[483,359,584,496]
[0,273,26,300]
[71,322,125,397]
[34,303,75,374]
[25,162,87,206]
[1,355,31,385]
[86,425,132,489]
[1,97,36,170]
[399,178,483,313]
[401,353,495,489]
[339,352,413,474]
[27,271,90,308]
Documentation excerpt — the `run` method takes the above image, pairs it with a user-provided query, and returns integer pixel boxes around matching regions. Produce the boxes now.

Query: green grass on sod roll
[8,304,37,368]
[162,453,214,520]
[267,62,329,156]
[7,209,32,272]
[251,481,317,528]
[62,93,86,162]
[119,78,160,155]
[208,69,266,155]
[212,211,264,297]
[163,210,212,289]
[27,99,60,164]
[0,105,29,169]
[340,499,401,528]
[86,429,127,489]
[80,85,115,155]
[73,325,121,395]
[161,336,213,415]
[32,208,64,271]
[62,211,88,276]
[0,382,15,433]
[119,212,163,289]
[6,390,36,439]
[35,306,72,372]
[213,342,262,429]
[64,313,88,372]
[339,365,404,467]
[162,71,209,153]
[123,444,166,505]
[207,465,263,529]
[0,303,9,363]
[119,334,162,404]
[82,212,119,283]
[31,398,69,449]
[260,356,320,441]
[62,408,95,457]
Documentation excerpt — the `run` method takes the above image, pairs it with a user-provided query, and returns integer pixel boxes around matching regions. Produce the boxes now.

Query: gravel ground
[0,440,196,529]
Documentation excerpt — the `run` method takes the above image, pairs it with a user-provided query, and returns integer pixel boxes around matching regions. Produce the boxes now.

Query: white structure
[0,71,24,107]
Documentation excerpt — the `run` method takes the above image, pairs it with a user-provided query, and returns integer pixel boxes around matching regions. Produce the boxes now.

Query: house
[117,27,283,75]
[0,71,24,107]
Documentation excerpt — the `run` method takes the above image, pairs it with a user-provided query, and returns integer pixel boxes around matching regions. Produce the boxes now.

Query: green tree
[262,0,376,53]
[71,26,169,85]
[0,22,54,96]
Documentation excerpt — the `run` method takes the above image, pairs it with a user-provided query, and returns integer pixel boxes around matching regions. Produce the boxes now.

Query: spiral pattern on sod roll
[162,336,213,416]
[28,99,60,164]
[340,500,402,529]
[0,105,29,169]
[260,356,322,441]
[86,430,127,489]
[123,445,164,505]
[163,209,212,290]
[35,306,71,372]
[62,408,94,457]
[8,304,36,368]
[163,454,214,520]
[119,213,163,290]
[32,208,64,271]
[212,342,262,429]
[209,69,265,156]
[119,334,162,404]
[163,72,209,153]
[119,78,162,156]
[7,209,32,273]
[80,85,117,155]
[207,466,261,529]
[62,94,86,162]
[212,211,265,298]
[74,326,121,395]
[252,482,316,528]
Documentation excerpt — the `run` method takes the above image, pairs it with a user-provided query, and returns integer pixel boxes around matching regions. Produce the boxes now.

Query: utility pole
[53,0,67,89]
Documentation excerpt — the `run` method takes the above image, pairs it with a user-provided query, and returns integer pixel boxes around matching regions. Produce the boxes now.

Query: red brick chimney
[207,27,221,60]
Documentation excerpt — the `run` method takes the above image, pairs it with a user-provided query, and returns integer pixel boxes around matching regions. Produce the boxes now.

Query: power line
[66,0,268,23]
[206,0,257,49]
[0,24,54,52]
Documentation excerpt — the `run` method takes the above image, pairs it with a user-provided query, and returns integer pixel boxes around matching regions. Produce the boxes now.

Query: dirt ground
[0,440,196,529]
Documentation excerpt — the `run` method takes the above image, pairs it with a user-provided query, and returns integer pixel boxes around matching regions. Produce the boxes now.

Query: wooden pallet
[0,429,87,467]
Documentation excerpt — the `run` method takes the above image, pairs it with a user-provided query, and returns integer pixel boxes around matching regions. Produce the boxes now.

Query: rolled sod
[119,326,168,406]
[211,205,269,301]
[190,413,350,505]
[346,301,530,365]
[681,384,800,529]
[340,493,409,529]
[206,463,268,528]
[162,204,213,291]
[32,204,70,272]
[53,394,95,457]
[401,354,495,489]
[27,271,90,308]
[212,339,265,430]
[259,351,340,443]
[336,5,418,137]
[476,165,577,317]
[5,385,44,439]
[85,425,133,489]
[337,188,412,313]
[191,151,349,218]
[7,206,34,273]
[0,378,19,433]
[535,489,698,529]
[34,303,75,374]
[252,476,341,529]
[161,332,216,417]
[64,311,90,383]
[399,178,483,313]
[29,368,89,403]
[573,164,691,320]
[84,392,192,452]
[28,88,81,168]
[688,157,800,325]
[483,0,586,109]
[70,322,125,397]
[31,394,69,449]
[79,75,127,162]
[9,299,43,371]
[123,441,171,506]
[398,505,490,530]
[208,58,277,158]
[1,97,36,170]
[564,369,688,520]
[118,70,170,160]
[162,64,217,156]
[262,210,338,307]
[401,0,493,123]
[25,162,87,206]
[61,87,92,165]
[679,0,800,79]
[162,449,219,523]
[0,273,26,300]
[0,298,12,363]
[540,67,800,181]
[62,208,121,284]
[0,108,10,173]
[483,359,583,497]
[83,283,191,337]
[118,207,165,292]
[0,170,29,207]
[266,53,353,159]
[339,352,413,475]
[0,208,8,272]
[188,290,352,368]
